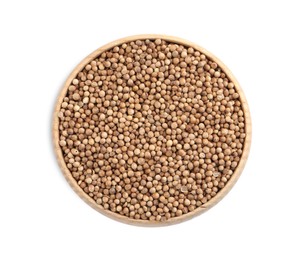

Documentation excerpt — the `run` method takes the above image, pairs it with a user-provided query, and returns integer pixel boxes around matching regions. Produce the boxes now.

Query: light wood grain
[53,35,252,226]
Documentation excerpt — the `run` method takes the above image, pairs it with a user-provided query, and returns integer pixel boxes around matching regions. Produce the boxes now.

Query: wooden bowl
[53,35,251,226]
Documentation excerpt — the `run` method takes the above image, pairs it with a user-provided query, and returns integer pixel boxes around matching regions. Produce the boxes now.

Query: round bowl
[53,35,251,226]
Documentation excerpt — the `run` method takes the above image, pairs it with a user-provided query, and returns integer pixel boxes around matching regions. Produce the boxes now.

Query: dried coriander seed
[55,36,250,225]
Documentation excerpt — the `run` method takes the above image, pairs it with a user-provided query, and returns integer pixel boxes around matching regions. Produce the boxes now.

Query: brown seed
[166,140,173,147]
[72,93,80,101]
[181,186,188,193]
[99,90,105,97]
[72,79,79,85]
[184,199,191,206]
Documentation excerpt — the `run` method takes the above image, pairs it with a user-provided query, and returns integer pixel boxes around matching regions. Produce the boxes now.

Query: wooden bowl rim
[53,34,252,226]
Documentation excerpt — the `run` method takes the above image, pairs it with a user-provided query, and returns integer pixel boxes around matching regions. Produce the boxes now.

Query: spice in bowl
[53,35,251,225]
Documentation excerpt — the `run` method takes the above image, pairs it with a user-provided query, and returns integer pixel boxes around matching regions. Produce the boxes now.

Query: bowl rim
[52,34,252,226]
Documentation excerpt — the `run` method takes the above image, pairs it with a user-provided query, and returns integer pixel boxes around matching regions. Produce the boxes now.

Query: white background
[1,0,299,259]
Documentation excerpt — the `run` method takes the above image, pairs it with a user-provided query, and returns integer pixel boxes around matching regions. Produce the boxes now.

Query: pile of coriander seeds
[55,36,249,224]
